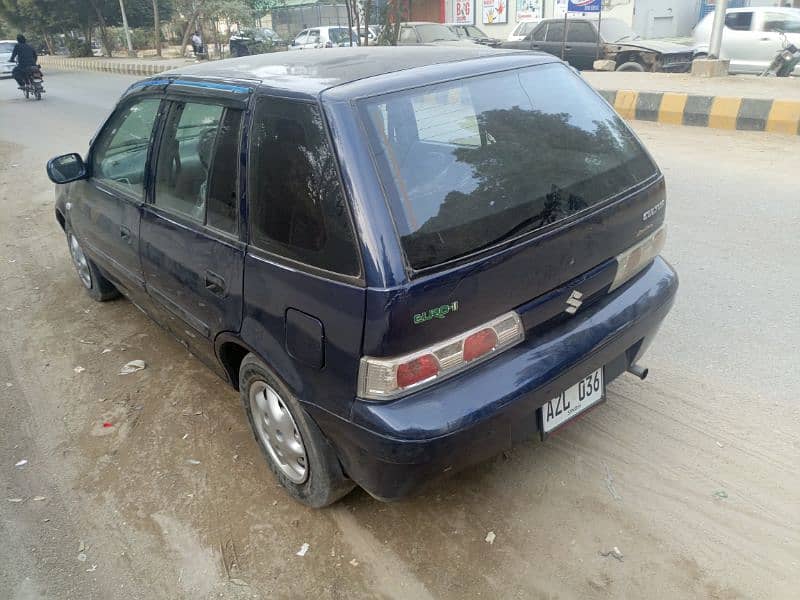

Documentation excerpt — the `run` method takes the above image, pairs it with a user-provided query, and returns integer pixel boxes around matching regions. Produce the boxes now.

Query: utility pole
[708,0,728,59]
[118,0,135,57]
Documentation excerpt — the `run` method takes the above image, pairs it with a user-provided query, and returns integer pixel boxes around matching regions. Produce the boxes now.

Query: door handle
[204,270,227,297]
[120,225,131,243]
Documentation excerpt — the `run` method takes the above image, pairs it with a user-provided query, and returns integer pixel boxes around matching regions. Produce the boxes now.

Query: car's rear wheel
[240,353,354,507]
[66,229,120,302]
[616,61,645,72]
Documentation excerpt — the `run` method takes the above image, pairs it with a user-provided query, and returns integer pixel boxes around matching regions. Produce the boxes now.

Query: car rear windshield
[358,63,658,270]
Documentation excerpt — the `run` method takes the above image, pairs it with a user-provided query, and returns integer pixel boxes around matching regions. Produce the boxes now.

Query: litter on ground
[119,360,146,375]
[15,459,27,468]
[296,543,310,557]
[485,531,496,545]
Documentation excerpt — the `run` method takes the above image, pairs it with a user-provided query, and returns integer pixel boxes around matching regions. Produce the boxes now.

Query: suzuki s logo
[565,290,584,315]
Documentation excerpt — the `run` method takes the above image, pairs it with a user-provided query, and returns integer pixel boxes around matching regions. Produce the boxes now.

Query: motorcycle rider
[10,34,38,89]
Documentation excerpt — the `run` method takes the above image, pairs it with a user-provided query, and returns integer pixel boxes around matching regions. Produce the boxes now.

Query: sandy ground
[0,71,798,599]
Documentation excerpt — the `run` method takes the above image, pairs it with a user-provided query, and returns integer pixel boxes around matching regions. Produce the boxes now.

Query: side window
[531,24,546,41]
[91,97,161,199]
[308,29,320,44]
[545,21,565,42]
[206,109,242,234]
[763,12,800,34]
[249,98,360,276]
[568,22,598,43]
[153,102,224,223]
[295,31,308,45]
[725,11,753,31]
[399,27,418,44]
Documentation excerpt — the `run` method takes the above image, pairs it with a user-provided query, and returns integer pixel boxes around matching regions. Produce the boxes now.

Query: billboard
[454,0,474,24]
[482,0,508,24]
[567,0,601,12]
[516,0,541,20]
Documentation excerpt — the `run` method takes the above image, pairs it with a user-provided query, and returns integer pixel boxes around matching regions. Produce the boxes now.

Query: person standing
[191,30,203,58]
[9,34,37,89]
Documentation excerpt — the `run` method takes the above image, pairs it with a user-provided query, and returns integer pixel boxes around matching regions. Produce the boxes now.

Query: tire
[240,353,354,507]
[616,61,645,72]
[34,90,41,100]
[65,228,120,302]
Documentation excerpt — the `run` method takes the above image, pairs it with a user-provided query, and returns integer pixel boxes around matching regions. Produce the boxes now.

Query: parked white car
[507,19,541,42]
[0,40,16,79]
[289,26,358,50]
[692,7,800,74]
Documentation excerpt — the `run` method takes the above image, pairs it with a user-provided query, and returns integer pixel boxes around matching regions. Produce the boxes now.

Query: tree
[152,0,160,55]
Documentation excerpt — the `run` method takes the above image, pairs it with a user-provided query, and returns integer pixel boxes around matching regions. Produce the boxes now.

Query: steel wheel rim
[68,234,92,289]
[249,381,308,484]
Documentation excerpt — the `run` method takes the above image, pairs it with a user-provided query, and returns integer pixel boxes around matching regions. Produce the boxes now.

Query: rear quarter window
[359,63,658,270]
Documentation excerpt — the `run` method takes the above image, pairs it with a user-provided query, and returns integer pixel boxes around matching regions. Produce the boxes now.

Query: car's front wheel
[66,229,120,302]
[239,353,354,507]
[616,61,645,72]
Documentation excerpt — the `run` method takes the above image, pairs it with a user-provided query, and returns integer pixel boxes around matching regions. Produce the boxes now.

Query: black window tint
[249,98,359,276]
[568,22,597,43]
[206,109,242,234]
[545,21,565,42]
[532,24,546,41]
[359,64,657,270]
[154,102,223,222]
[725,11,753,31]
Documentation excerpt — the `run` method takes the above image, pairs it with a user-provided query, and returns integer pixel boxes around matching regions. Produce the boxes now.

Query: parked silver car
[0,40,16,79]
[692,7,800,74]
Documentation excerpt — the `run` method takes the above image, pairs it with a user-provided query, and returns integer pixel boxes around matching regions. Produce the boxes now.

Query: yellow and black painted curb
[598,89,800,136]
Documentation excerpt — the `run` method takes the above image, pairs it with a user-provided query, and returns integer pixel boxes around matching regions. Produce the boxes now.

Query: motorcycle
[20,64,45,100]
[761,31,800,78]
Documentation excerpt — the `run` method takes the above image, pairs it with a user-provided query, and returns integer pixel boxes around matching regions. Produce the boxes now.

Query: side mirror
[47,153,87,184]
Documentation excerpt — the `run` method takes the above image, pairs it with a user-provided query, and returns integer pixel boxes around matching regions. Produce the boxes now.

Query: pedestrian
[191,30,204,59]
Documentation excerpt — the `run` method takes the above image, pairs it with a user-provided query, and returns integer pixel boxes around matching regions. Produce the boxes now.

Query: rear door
[69,93,163,305]
[241,95,364,419]
[140,88,247,373]
[565,20,600,70]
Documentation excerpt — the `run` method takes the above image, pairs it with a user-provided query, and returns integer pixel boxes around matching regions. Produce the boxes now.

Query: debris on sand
[485,531,496,545]
[229,578,248,587]
[349,558,359,567]
[7,498,24,503]
[15,459,27,468]
[296,543,310,557]
[186,459,201,465]
[86,564,97,572]
[600,547,624,562]
[102,422,113,428]
[73,366,86,374]
[713,490,728,500]
[119,360,146,375]
[77,553,87,562]
[604,463,622,501]
[32,496,46,501]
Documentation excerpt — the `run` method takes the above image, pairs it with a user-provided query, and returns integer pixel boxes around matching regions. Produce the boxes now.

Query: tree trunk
[363,0,371,46]
[43,33,55,55]
[88,0,113,57]
[152,0,162,57]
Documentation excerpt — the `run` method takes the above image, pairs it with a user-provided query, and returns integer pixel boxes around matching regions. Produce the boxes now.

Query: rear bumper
[308,257,678,500]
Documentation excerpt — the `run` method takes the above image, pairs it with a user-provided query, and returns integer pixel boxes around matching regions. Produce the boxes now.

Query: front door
[69,95,163,304]
[139,98,246,373]
[538,20,567,61]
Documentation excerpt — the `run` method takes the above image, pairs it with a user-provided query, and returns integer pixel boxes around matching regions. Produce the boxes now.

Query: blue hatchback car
[47,47,677,507]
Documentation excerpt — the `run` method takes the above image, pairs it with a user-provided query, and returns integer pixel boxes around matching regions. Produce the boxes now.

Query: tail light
[358,311,524,401]
[610,225,667,292]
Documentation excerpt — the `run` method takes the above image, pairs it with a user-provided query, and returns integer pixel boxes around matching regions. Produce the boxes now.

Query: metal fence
[271,4,352,40]
[699,0,749,20]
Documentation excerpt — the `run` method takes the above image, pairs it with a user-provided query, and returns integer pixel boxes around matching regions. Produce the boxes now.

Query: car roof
[163,46,553,97]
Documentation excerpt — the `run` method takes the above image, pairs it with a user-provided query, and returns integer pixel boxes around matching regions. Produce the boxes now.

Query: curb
[598,89,800,136]
[38,56,184,77]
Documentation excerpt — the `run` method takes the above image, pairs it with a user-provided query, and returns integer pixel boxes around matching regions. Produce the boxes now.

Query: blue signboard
[568,0,601,12]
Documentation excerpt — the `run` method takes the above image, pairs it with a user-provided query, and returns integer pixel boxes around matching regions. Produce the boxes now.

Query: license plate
[542,368,604,434]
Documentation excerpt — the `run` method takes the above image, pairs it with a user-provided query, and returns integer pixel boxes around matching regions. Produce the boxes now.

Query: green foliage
[65,36,92,56]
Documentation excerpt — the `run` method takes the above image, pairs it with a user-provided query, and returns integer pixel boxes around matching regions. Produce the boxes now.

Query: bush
[65,37,92,57]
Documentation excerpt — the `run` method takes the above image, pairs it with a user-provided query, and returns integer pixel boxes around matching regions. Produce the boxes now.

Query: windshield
[416,24,460,42]
[0,42,15,53]
[466,26,486,37]
[359,64,657,270]
[763,11,800,33]
[599,18,639,42]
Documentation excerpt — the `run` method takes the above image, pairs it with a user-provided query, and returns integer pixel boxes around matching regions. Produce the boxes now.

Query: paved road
[1,70,799,599]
